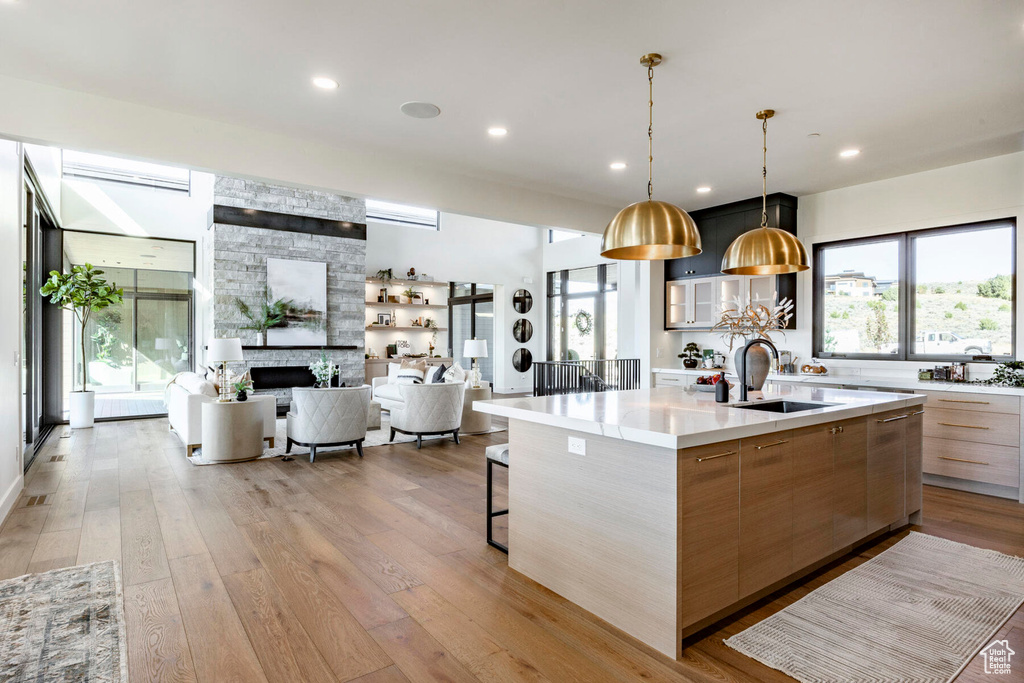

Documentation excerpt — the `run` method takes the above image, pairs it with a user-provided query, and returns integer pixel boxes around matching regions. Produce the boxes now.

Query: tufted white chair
[389,382,465,449]
[286,385,371,462]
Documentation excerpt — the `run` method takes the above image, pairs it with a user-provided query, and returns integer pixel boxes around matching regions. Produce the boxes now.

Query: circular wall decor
[512,289,533,314]
[512,348,533,373]
[513,319,533,343]
[574,310,593,336]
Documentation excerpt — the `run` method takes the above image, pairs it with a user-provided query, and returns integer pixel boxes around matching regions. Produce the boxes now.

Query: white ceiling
[1,0,1022,213]
[63,231,195,273]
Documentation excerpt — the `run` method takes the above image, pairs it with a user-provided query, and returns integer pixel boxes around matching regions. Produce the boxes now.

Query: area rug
[725,532,1024,683]
[187,414,506,464]
[0,560,127,683]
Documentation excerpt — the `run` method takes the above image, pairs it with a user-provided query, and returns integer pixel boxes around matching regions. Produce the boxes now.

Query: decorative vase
[236,390,248,402]
[734,344,771,392]
[682,358,698,369]
[315,381,329,389]
[70,390,95,429]
[256,330,265,347]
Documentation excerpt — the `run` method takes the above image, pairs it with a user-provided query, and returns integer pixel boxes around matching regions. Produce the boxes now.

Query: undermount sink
[732,400,836,414]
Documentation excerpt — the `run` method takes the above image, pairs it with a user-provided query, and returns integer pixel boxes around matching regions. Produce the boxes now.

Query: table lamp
[463,339,488,388]
[207,337,243,402]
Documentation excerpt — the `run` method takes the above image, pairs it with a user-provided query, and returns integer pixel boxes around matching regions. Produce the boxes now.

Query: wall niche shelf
[366,326,447,332]
[365,301,447,309]
[241,345,359,351]
[366,277,448,287]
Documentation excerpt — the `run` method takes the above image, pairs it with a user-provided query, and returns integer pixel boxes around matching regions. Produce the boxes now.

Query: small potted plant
[232,378,253,402]
[424,317,439,354]
[679,342,701,369]
[235,291,290,346]
[40,263,124,429]
[309,350,338,388]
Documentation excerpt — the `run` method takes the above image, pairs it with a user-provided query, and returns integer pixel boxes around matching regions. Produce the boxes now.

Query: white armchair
[389,382,465,449]
[286,386,371,462]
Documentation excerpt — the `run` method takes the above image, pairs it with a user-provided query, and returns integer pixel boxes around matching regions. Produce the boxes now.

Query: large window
[63,150,191,193]
[813,220,1015,361]
[449,283,494,383]
[547,264,618,360]
[365,199,439,230]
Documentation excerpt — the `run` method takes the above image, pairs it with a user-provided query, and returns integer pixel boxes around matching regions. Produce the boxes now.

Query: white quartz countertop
[653,366,1024,396]
[474,384,925,450]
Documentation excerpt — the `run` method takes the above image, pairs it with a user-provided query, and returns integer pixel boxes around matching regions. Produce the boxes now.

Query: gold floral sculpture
[711,295,794,351]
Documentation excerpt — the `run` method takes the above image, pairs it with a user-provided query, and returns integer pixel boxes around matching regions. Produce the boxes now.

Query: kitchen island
[474,384,926,659]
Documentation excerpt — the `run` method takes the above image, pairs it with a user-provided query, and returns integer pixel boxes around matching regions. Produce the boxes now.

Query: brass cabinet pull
[938,455,989,466]
[877,414,909,423]
[696,451,736,463]
[754,440,789,450]
[937,422,989,430]
[911,410,925,415]
[938,398,989,405]
[829,426,844,434]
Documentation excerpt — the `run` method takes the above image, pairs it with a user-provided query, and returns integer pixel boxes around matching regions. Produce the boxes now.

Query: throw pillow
[444,362,467,384]
[396,359,428,385]
[387,362,402,384]
[432,364,448,384]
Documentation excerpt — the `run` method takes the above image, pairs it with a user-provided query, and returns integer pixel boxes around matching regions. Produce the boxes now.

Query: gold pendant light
[600,54,701,261]
[721,109,809,275]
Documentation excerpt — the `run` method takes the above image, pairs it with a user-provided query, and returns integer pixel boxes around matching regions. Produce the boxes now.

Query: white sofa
[164,372,276,456]
[371,360,459,411]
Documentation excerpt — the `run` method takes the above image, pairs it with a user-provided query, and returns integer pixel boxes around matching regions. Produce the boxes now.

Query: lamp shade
[463,339,488,359]
[600,200,702,260]
[207,337,243,363]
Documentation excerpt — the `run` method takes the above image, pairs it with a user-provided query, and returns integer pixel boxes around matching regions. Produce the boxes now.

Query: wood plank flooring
[2,418,1022,682]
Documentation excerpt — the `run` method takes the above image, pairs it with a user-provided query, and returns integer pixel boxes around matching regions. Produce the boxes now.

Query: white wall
[0,74,617,236]
[0,140,24,522]
[365,213,544,393]
[658,151,1024,377]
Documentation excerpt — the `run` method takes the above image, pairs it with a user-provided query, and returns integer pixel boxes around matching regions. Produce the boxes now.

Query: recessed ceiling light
[312,76,339,90]
[609,162,627,170]
[400,101,441,119]
[487,127,508,137]
[840,148,860,158]
[696,186,712,193]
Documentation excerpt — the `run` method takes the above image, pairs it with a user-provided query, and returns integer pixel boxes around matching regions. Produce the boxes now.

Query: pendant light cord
[647,61,654,201]
[760,116,768,229]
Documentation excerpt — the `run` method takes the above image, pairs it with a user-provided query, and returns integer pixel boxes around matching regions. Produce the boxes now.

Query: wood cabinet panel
[923,407,1019,447]
[923,391,1020,415]
[739,431,793,596]
[790,425,833,568]
[923,437,1019,487]
[867,410,907,528]
[833,417,868,549]
[679,441,739,626]
[905,410,924,514]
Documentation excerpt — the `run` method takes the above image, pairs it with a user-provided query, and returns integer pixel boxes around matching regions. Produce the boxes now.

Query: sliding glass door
[449,283,495,384]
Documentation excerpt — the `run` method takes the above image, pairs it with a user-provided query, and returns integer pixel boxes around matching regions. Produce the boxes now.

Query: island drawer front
[923,437,1020,487]
[923,407,1019,447]
[922,391,1020,415]
[654,373,686,387]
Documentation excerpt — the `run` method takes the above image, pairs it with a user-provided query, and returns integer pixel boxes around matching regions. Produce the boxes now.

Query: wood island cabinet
[790,425,834,568]
[832,417,869,549]
[739,431,794,596]
[867,409,908,529]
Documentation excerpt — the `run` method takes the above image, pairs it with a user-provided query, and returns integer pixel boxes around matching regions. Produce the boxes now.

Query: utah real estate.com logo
[980,639,1015,676]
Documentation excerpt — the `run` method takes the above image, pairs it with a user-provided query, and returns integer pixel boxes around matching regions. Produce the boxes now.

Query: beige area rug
[725,532,1024,683]
[188,414,506,465]
[0,560,127,682]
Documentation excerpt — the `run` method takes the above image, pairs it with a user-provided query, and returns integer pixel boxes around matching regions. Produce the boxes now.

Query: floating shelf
[366,326,447,332]
[365,301,447,309]
[366,277,448,287]
[241,345,359,350]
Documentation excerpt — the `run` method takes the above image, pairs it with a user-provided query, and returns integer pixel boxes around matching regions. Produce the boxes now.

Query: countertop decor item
[207,337,243,402]
[40,263,124,428]
[309,350,338,388]
[721,110,809,275]
[973,360,1024,387]
[232,378,253,402]
[679,342,701,369]
[712,296,793,351]
[600,53,702,260]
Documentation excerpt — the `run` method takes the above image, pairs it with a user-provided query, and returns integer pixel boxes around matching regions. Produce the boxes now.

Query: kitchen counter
[475,383,924,449]
[474,385,924,658]
[653,366,1021,396]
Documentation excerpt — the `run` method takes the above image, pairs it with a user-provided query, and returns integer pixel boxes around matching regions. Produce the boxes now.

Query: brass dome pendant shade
[600,54,701,261]
[720,110,809,275]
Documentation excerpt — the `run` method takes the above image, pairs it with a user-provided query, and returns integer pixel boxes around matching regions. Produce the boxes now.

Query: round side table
[201,400,264,463]
[462,385,493,435]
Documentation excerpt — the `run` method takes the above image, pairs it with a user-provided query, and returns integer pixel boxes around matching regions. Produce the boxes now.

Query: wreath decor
[574,310,593,336]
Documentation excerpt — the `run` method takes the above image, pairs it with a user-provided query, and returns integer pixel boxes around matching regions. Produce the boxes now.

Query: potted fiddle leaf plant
[40,264,124,429]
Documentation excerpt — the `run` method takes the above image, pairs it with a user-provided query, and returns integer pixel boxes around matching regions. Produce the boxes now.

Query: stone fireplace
[208,177,366,405]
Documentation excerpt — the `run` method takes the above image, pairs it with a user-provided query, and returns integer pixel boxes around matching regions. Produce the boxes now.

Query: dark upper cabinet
[664,193,800,328]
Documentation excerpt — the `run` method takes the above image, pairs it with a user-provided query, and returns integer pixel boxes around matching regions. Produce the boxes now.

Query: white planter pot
[70,391,96,429]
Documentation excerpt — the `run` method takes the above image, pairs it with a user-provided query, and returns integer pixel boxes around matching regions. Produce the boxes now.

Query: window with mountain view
[813,220,1015,361]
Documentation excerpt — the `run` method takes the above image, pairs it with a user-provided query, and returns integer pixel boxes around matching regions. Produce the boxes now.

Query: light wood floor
[1,418,1021,682]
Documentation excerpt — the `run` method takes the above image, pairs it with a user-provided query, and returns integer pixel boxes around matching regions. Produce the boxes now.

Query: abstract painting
[266,258,327,346]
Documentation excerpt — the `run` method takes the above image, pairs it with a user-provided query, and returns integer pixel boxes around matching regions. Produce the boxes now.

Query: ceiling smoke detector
[400,102,441,119]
